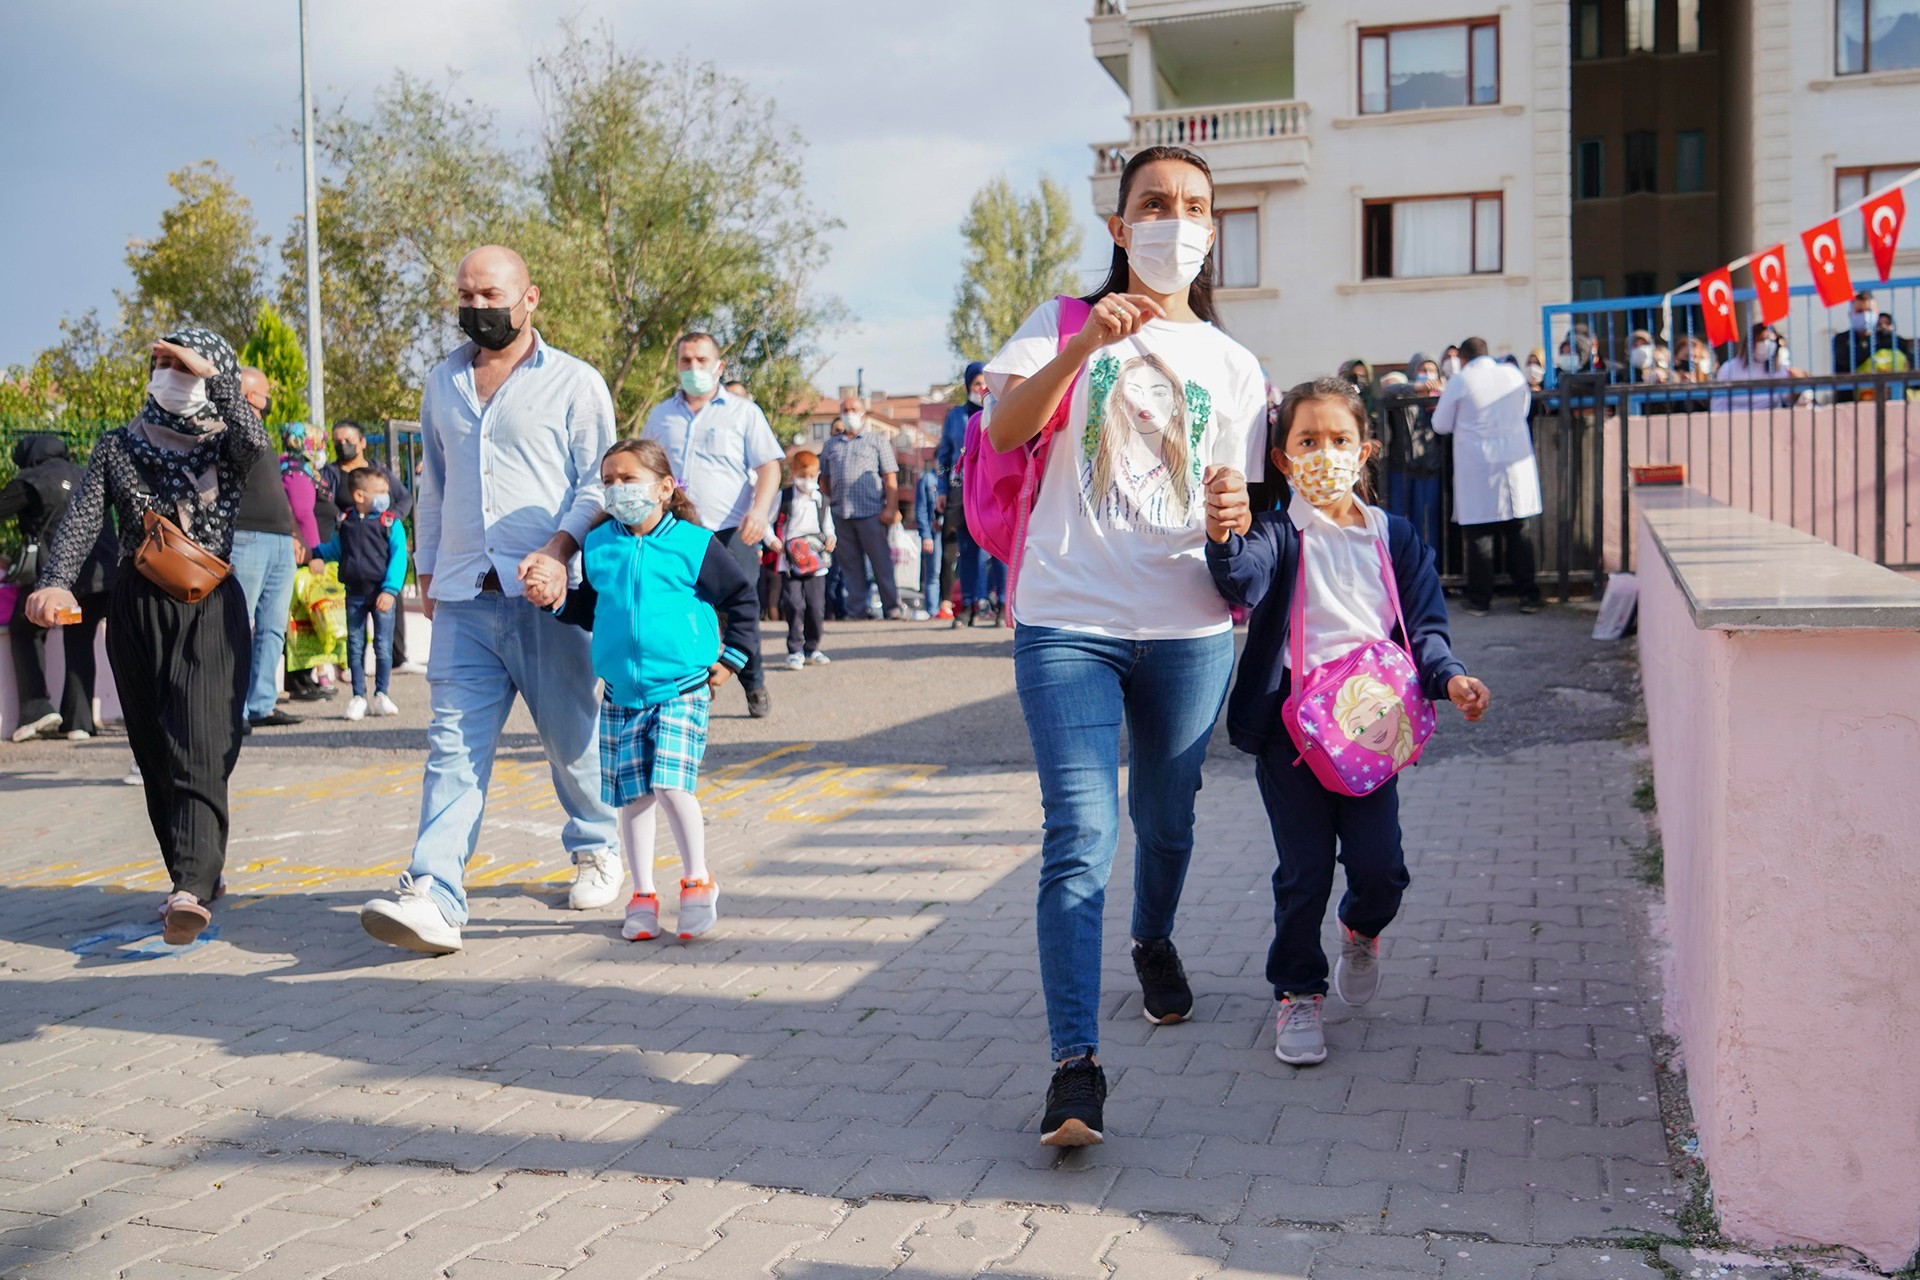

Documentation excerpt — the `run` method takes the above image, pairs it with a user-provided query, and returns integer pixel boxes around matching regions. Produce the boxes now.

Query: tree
[948,177,1085,365]
[124,162,269,344]
[238,304,309,428]
[525,29,842,435]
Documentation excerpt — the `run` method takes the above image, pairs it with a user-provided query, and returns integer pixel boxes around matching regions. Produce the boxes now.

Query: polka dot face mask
[1290,446,1363,507]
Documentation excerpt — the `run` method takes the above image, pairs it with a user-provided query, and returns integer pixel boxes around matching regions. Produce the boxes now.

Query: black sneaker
[1039,1057,1107,1147]
[746,687,772,719]
[1132,937,1193,1025]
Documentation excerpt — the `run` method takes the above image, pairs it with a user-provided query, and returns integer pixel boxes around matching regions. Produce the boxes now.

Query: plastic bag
[1592,572,1638,641]
[286,563,349,671]
[888,519,920,590]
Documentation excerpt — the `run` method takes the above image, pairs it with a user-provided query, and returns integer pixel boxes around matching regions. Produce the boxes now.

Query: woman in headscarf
[1338,357,1378,421]
[26,325,267,945]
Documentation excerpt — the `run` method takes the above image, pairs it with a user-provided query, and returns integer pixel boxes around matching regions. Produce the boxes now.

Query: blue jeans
[406,594,618,926]
[229,529,297,720]
[918,532,941,608]
[1013,624,1234,1061]
[344,592,395,697]
[1387,472,1442,552]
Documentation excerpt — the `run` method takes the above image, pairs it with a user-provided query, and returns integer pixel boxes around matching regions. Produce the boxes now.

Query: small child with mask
[766,450,837,670]
[552,439,758,942]
[1204,377,1491,1068]
[307,467,408,720]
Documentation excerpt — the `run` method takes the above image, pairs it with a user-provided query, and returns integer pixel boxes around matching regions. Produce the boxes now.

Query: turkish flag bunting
[1801,219,1854,307]
[1699,266,1738,346]
[1751,244,1790,325]
[1862,187,1906,283]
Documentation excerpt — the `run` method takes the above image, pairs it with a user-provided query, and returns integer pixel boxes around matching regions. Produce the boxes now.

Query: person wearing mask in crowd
[1440,346,1463,380]
[225,370,306,729]
[319,420,421,676]
[1338,358,1378,422]
[1714,321,1805,411]
[819,395,903,621]
[306,468,408,721]
[1524,348,1546,389]
[913,462,942,621]
[768,450,836,669]
[3,434,116,741]
[641,333,781,719]
[1833,291,1881,394]
[934,361,986,621]
[982,145,1267,1147]
[1379,352,1444,551]
[26,327,267,945]
[358,245,621,955]
[1853,311,1920,401]
[1432,336,1543,617]
[1672,335,1716,381]
[279,421,339,703]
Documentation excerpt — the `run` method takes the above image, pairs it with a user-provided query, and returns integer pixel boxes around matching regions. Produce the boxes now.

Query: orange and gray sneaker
[621,893,661,941]
[677,878,719,939]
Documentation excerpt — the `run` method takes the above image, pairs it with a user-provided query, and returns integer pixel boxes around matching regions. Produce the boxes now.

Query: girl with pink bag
[1205,377,1491,1067]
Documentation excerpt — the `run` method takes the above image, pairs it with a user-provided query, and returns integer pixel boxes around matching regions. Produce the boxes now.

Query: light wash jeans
[406,594,617,925]
[1013,624,1234,1061]
[229,529,297,721]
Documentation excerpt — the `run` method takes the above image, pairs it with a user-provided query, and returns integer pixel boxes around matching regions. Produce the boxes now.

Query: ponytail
[601,437,705,527]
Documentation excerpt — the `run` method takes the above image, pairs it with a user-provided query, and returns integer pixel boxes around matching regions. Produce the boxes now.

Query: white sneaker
[10,712,60,743]
[122,765,143,786]
[360,874,462,955]
[912,609,931,622]
[371,693,399,717]
[345,696,368,721]
[395,661,429,676]
[784,653,805,671]
[806,651,831,666]
[567,848,625,910]
[66,729,91,741]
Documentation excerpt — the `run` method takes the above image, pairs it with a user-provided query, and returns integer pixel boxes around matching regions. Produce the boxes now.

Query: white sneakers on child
[677,878,720,939]
[345,696,367,721]
[806,651,831,666]
[360,874,463,955]
[622,892,660,941]
[784,654,805,671]
[371,693,399,717]
[568,848,625,910]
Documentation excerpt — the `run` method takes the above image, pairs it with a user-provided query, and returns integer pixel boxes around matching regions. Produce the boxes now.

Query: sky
[0,0,1127,398]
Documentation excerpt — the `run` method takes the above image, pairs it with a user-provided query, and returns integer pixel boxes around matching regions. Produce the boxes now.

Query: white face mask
[1525,360,1544,380]
[1441,356,1463,377]
[795,476,818,494]
[1125,218,1213,295]
[148,367,209,418]
[844,411,863,430]
[1754,339,1778,365]
[1629,345,1653,371]
[1555,352,1582,373]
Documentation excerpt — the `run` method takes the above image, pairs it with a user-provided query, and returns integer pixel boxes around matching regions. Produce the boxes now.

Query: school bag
[1282,539,1437,797]
[960,295,1091,592]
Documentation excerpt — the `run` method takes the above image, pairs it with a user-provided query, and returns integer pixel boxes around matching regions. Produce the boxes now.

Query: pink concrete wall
[1605,401,1919,571]
[1637,518,1920,1268]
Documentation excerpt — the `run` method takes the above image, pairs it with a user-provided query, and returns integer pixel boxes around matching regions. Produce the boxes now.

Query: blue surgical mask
[1852,310,1872,334]
[369,493,391,515]
[606,482,661,527]
[679,367,718,397]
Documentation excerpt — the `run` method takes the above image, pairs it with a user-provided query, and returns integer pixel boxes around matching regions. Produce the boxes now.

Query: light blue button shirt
[413,331,616,602]
[640,388,784,531]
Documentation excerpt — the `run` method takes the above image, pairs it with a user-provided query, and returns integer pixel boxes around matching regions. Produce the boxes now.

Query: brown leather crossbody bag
[134,510,231,603]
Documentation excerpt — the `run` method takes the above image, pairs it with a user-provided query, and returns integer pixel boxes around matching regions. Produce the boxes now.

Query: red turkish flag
[1862,187,1906,283]
[1699,267,1738,347]
[1751,244,1790,325]
[1801,219,1854,307]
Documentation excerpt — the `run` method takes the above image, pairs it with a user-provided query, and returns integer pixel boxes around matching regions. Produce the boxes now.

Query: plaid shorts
[599,686,711,807]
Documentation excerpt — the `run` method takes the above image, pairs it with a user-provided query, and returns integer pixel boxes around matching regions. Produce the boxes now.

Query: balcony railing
[1128,99,1308,149]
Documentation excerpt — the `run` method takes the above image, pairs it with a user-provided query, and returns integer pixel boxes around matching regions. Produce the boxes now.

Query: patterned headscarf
[279,421,323,476]
[138,324,239,437]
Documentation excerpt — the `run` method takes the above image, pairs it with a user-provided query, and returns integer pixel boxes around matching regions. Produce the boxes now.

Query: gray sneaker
[1274,995,1328,1065]
[1333,926,1382,1006]
[676,878,719,939]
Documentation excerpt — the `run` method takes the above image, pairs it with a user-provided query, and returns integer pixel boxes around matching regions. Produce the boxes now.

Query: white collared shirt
[1285,491,1395,673]
[641,388,784,531]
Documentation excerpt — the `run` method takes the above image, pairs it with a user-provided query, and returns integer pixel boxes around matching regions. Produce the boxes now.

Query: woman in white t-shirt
[982,145,1266,1148]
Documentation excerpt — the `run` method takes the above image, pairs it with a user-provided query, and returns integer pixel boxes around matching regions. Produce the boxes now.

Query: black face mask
[458,302,523,351]
[334,439,359,463]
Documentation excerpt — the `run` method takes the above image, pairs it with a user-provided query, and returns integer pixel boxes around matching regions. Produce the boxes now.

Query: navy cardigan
[1206,510,1468,758]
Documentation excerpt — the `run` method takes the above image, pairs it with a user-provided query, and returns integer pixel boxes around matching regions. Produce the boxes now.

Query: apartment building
[1086,0,1574,383]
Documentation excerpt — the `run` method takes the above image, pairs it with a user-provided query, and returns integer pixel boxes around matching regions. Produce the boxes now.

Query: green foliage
[124,161,269,344]
[949,176,1085,364]
[525,29,842,435]
[238,305,309,427]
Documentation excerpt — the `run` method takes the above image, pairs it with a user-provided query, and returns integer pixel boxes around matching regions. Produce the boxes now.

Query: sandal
[161,892,212,946]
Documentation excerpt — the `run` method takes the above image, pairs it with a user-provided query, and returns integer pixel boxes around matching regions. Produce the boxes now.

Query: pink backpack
[960,296,1091,598]
[1282,538,1437,797]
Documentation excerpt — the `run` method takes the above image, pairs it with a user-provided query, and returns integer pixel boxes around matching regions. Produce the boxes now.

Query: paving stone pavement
[0,619,1692,1278]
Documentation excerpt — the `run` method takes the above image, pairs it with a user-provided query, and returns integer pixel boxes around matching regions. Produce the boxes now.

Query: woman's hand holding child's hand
[1202,467,1252,543]
[707,663,734,691]
[1447,675,1490,722]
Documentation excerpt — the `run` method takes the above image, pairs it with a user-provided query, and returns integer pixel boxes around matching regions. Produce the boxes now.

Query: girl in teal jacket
[555,439,757,942]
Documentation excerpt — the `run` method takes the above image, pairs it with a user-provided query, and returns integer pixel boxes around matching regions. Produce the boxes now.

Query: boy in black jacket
[309,469,408,721]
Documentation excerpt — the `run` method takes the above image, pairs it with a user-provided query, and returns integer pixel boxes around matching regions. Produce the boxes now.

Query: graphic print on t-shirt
[1079,350,1214,533]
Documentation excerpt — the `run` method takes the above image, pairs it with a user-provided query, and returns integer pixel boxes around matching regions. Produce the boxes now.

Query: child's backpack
[775,488,829,576]
[960,295,1091,592]
[1282,539,1437,797]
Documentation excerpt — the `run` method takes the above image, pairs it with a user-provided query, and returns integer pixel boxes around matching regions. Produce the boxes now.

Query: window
[1627,0,1657,51]
[1577,277,1608,301]
[1624,271,1658,297]
[1676,130,1706,192]
[1357,19,1500,114]
[1215,208,1260,288]
[1362,194,1503,279]
[1838,164,1917,250]
[1576,1,1603,59]
[1838,0,1920,74]
[1677,0,1702,51]
[1576,138,1606,199]
[1625,131,1658,194]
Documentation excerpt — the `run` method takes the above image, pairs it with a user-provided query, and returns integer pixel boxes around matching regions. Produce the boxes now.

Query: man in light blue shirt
[359,245,623,956]
[641,332,783,718]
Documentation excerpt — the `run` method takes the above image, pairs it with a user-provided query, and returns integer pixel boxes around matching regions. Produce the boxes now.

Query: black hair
[1269,376,1379,504]
[347,467,389,495]
[1459,337,1489,361]
[333,420,365,438]
[1081,145,1222,326]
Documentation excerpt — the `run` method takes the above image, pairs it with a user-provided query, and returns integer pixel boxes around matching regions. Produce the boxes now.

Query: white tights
[618,788,707,895]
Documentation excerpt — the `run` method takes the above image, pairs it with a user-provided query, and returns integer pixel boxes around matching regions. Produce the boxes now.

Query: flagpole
[299,0,325,431]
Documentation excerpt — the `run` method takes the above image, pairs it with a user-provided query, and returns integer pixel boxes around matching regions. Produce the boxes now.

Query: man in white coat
[1431,336,1543,616]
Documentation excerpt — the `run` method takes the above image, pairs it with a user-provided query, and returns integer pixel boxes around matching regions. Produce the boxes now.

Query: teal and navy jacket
[553,511,757,709]
[312,510,408,597]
